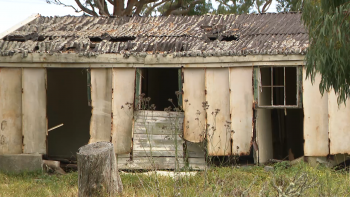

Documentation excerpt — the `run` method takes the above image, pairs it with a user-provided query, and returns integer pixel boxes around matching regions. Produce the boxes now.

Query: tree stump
[77,141,123,196]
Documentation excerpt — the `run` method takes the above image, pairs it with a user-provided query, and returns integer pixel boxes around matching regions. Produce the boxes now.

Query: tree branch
[261,0,272,13]
[106,0,114,5]
[46,0,82,13]
[170,0,204,15]
[103,0,111,15]
[94,0,109,16]
[145,0,169,16]
[87,0,97,14]
[114,0,125,16]
[124,0,138,16]
[163,0,184,16]
[74,0,99,16]
[134,2,146,16]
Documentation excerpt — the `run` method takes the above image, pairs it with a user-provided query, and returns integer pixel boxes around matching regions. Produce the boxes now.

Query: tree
[46,0,207,16]
[276,0,301,12]
[302,0,350,104]
[214,0,254,14]
[156,0,213,15]
[214,0,275,15]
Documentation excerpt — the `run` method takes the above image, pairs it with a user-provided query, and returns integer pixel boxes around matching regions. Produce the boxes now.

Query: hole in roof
[37,36,46,42]
[4,36,26,42]
[89,37,103,42]
[110,37,136,42]
[34,46,39,51]
[66,46,76,51]
[221,35,239,41]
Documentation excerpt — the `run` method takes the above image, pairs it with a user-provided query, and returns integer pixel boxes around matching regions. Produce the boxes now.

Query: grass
[1,162,350,197]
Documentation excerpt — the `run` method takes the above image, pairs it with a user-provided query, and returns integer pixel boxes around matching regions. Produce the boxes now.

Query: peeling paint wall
[89,68,112,143]
[0,68,22,154]
[206,68,231,156]
[328,91,350,155]
[112,68,135,154]
[303,70,329,156]
[230,67,253,155]
[183,68,206,143]
[7,62,350,161]
[22,68,47,154]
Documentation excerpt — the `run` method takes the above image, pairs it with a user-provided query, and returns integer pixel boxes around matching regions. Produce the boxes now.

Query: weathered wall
[183,68,206,143]
[230,67,253,155]
[206,68,231,156]
[89,68,112,143]
[112,68,135,154]
[303,71,329,156]
[22,68,47,154]
[0,68,22,154]
[328,91,350,154]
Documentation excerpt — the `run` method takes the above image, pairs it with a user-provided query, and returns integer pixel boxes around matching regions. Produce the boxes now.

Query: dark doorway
[140,68,180,111]
[271,109,304,160]
[47,68,91,160]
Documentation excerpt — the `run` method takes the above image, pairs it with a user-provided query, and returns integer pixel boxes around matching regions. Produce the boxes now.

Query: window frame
[254,65,303,109]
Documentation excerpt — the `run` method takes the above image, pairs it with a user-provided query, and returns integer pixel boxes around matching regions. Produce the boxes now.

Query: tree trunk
[77,141,123,197]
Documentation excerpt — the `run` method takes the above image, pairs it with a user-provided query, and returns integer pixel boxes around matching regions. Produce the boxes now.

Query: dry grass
[1,162,350,197]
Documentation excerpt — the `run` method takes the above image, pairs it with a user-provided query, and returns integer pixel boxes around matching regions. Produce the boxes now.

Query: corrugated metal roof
[0,12,308,57]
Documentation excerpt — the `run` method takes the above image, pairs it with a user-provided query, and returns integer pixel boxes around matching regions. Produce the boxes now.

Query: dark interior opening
[140,68,180,111]
[110,37,136,42]
[271,109,304,160]
[285,67,297,105]
[89,37,103,42]
[221,35,239,41]
[47,68,91,160]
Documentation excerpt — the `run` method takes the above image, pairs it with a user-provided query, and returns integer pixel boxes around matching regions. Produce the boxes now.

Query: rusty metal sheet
[22,68,47,154]
[183,68,206,143]
[329,91,350,154]
[89,68,112,143]
[303,71,329,156]
[205,68,231,156]
[230,67,253,155]
[111,68,135,154]
[0,68,22,154]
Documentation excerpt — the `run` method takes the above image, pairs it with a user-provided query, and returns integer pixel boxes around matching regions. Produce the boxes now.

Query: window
[256,66,302,108]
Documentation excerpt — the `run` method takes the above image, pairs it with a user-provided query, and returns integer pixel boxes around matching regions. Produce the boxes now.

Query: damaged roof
[0,12,308,57]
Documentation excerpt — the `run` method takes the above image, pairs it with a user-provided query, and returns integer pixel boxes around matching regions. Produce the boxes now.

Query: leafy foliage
[302,0,350,104]
[276,0,301,12]
[214,0,254,14]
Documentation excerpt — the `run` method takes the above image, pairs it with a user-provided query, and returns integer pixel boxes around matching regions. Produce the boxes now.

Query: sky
[0,0,277,35]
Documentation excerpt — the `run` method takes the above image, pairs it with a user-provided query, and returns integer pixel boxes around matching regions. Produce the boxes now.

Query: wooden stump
[77,141,123,196]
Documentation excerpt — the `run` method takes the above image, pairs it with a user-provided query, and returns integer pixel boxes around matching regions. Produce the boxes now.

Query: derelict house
[0,12,347,170]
